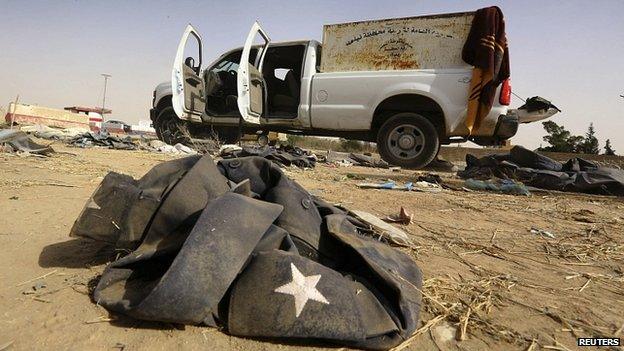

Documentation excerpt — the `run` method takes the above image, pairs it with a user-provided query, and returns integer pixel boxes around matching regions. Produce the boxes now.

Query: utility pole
[101,73,112,117]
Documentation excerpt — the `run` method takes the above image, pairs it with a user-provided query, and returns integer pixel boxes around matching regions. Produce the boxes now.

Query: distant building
[131,120,156,135]
[5,102,90,129]
[64,106,111,131]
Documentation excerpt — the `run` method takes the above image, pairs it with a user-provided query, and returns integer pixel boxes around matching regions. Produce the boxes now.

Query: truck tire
[376,112,440,169]
[154,107,189,145]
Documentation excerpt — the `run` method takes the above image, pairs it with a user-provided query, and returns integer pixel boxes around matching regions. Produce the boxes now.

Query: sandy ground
[1,142,623,351]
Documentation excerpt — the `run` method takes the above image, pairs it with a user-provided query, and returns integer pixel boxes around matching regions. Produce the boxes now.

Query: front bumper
[470,112,519,146]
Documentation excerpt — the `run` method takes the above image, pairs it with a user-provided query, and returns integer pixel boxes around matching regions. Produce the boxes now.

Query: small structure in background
[5,102,90,129]
[130,120,156,136]
[101,119,131,134]
[64,106,111,131]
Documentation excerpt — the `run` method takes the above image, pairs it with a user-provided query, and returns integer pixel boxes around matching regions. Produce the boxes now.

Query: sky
[1,0,623,151]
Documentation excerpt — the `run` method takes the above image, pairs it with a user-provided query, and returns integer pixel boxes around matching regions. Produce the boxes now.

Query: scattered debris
[350,210,413,246]
[383,207,413,225]
[33,281,47,291]
[85,316,117,324]
[68,131,137,150]
[357,180,441,192]
[459,146,624,196]
[464,178,531,196]
[218,144,242,155]
[347,153,389,168]
[149,140,197,155]
[357,180,412,190]
[16,270,57,287]
[220,145,316,168]
[322,150,389,168]
[0,129,54,155]
[530,227,556,239]
[20,124,89,140]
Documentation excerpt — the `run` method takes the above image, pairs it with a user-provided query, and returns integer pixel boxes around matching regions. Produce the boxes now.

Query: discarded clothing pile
[220,144,316,168]
[459,146,624,196]
[71,154,422,350]
[0,129,54,155]
[68,131,137,150]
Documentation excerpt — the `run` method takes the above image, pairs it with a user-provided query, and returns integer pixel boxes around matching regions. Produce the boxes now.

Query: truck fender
[369,82,452,133]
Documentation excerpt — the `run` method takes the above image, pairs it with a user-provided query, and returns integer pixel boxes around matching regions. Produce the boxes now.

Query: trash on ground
[220,144,316,168]
[70,154,422,349]
[530,227,556,239]
[218,144,243,156]
[383,207,413,225]
[323,150,389,168]
[464,178,531,196]
[459,146,624,196]
[357,181,413,191]
[68,131,137,150]
[0,129,54,155]
[349,209,413,246]
[347,153,389,168]
[357,180,441,193]
[20,124,89,140]
[148,139,197,155]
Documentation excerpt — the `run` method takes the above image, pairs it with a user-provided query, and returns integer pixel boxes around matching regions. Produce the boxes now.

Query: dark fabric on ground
[0,129,54,154]
[74,154,422,350]
[68,131,137,150]
[459,146,624,196]
[222,145,316,168]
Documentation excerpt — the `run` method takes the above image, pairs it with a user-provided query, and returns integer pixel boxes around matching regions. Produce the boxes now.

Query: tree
[604,139,616,155]
[579,123,600,154]
[539,121,583,153]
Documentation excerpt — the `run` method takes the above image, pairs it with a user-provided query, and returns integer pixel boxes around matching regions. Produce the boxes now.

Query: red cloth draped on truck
[462,6,510,134]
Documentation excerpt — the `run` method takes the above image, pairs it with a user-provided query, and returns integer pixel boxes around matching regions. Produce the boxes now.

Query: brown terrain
[1,142,623,350]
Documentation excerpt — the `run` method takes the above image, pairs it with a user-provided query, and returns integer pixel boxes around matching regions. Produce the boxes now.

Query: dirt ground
[1,142,623,351]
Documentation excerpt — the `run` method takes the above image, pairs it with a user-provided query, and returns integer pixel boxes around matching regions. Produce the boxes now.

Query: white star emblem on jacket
[275,263,330,318]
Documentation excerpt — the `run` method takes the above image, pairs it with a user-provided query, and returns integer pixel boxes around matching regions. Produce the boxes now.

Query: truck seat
[272,70,299,113]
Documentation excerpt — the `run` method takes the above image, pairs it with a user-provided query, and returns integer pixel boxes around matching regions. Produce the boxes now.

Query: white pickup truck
[151,12,553,168]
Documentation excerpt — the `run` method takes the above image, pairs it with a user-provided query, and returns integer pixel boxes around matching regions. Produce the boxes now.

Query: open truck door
[172,24,205,120]
[237,22,271,125]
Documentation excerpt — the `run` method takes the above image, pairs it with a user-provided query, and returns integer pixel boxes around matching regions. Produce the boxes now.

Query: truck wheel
[376,112,440,169]
[154,107,189,145]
